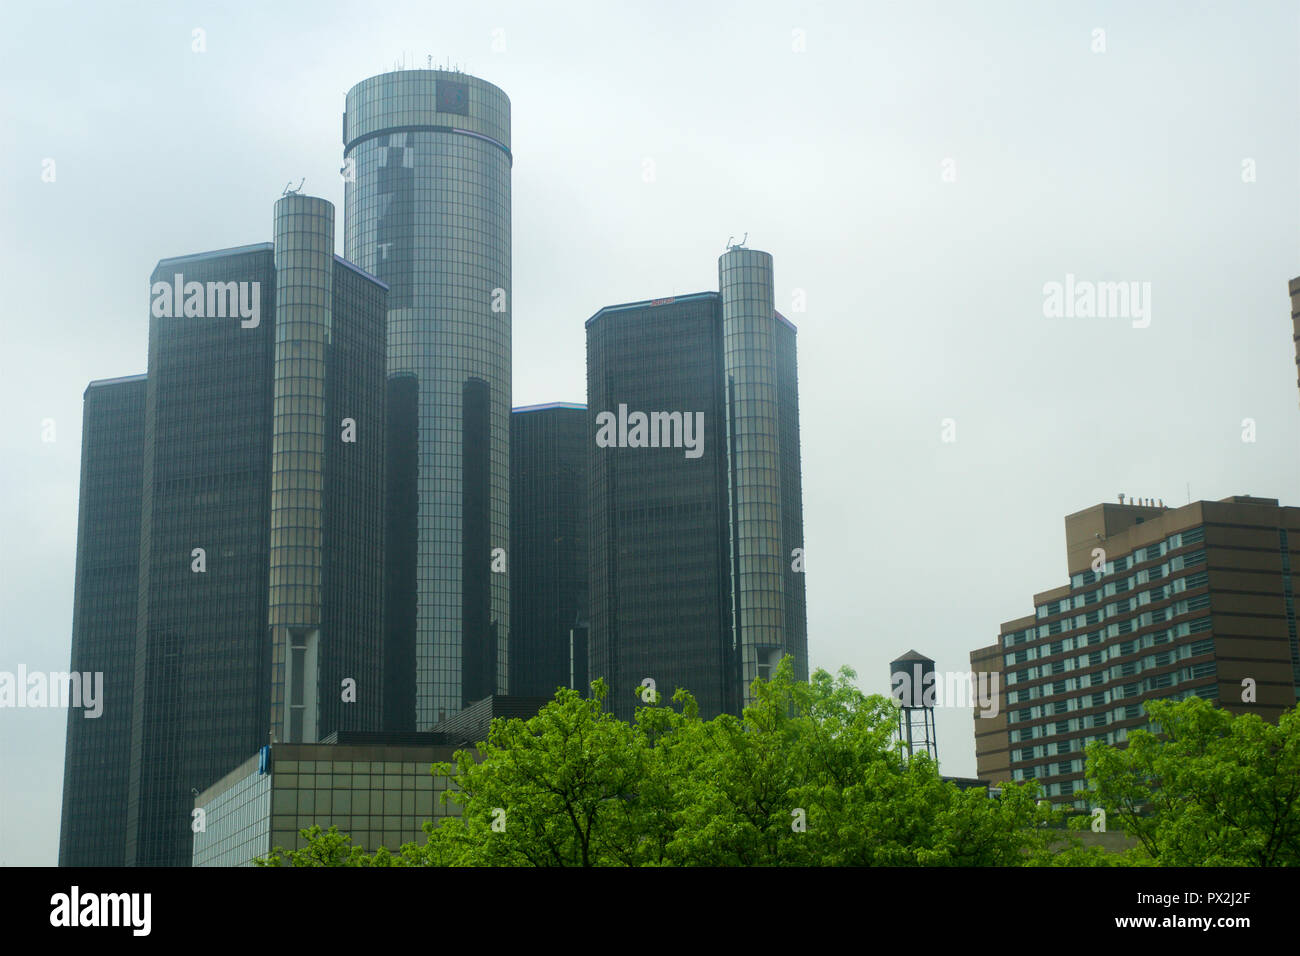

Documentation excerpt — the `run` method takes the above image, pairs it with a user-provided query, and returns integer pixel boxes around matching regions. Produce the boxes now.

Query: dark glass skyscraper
[127,241,277,867]
[510,403,588,699]
[384,372,419,732]
[343,69,512,725]
[124,196,387,866]
[58,375,146,867]
[773,316,808,686]
[588,293,734,720]
[586,248,808,721]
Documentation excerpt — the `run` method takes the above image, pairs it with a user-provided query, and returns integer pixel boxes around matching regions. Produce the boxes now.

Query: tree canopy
[1084,695,1300,866]
[259,659,1065,867]
[257,661,1300,866]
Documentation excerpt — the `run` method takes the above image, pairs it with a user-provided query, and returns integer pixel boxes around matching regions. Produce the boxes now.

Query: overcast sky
[2,0,1298,865]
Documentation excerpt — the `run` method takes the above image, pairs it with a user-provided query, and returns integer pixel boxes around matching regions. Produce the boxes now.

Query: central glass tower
[343,69,512,725]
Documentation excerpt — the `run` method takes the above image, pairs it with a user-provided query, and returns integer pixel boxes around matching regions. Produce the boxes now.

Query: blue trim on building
[333,254,389,290]
[86,373,147,393]
[585,291,719,328]
[154,242,274,272]
[512,402,587,413]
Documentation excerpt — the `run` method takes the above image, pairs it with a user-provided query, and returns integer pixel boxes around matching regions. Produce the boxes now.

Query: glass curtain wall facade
[268,196,388,744]
[587,294,734,720]
[269,196,332,745]
[319,254,388,737]
[586,251,809,721]
[343,70,512,725]
[193,741,461,866]
[126,205,387,866]
[384,373,419,731]
[58,375,147,866]
[128,243,278,867]
[509,404,588,699]
[720,249,792,703]
[774,315,809,688]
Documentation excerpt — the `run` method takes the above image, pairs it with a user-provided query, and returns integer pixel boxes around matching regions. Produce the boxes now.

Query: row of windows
[348,196,509,223]
[1008,637,1215,722]
[1028,550,1207,629]
[1006,613,1212,680]
[1012,685,1221,786]
[1010,664,1217,742]
[345,113,511,149]
[1008,644,1217,708]
[1007,587,1213,666]
[1064,527,1207,593]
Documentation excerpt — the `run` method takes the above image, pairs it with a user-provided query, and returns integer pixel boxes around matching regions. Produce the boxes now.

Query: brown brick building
[1290,276,1300,400]
[972,496,1300,807]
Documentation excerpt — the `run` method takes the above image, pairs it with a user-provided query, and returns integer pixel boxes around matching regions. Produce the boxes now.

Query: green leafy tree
[411,678,670,866]
[661,660,1058,866]
[256,824,395,867]
[256,660,1086,866]
[1084,695,1300,866]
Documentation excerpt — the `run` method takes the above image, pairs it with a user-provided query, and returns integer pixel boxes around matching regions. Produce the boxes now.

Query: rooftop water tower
[890,649,937,763]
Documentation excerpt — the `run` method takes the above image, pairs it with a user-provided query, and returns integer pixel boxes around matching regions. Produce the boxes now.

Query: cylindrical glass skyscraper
[719,247,790,704]
[269,194,332,743]
[343,70,511,725]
